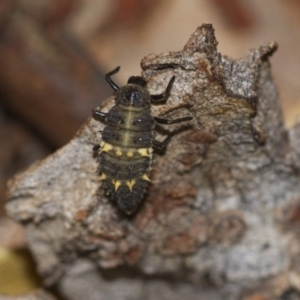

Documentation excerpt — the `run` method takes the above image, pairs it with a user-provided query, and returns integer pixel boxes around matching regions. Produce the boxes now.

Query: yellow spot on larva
[137,148,151,157]
[127,151,134,157]
[101,143,113,153]
[99,173,106,180]
[100,141,105,147]
[142,174,151,182]
[115,149,122,156]
[126,180,136,192]
[113,180,121,191]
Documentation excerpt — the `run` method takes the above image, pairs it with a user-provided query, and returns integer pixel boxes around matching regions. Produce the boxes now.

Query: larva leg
[153,136,171,153]
[93,110,108,122]
[93,144,100,151]
[154,116,193,125]
[151,76,175,103]
[105,67,120,91]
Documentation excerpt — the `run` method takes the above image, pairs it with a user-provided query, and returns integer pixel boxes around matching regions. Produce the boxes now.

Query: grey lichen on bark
[6,24,300,300]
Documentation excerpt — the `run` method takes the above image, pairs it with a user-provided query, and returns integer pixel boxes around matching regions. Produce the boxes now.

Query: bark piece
[6,24,300,299]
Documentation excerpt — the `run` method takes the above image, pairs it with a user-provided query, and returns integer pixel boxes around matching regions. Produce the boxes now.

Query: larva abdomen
[93,67,192,215]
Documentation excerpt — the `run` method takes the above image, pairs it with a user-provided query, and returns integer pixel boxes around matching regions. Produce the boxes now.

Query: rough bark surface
[6,24,300,300]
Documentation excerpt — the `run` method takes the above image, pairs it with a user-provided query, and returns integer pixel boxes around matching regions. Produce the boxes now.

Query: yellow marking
[127,151,134,157]
[100,141,105,148]
[101,143,113,153]
[142,174,151,182]
[113,180,121,191]
[99,173,106,180]
[115,149,122,156]
[137,148,151,157]
[126,180,136,192]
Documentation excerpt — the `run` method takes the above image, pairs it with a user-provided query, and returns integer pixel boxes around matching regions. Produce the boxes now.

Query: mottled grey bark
[6,24,300,300]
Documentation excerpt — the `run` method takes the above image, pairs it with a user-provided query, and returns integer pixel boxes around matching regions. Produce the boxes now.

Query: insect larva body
[93,67,192,215]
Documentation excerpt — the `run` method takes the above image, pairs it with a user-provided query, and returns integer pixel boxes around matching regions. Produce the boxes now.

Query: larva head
[115,77,151,109]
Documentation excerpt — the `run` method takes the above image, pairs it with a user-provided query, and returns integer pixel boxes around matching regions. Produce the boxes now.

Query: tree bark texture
[6,24,300,300]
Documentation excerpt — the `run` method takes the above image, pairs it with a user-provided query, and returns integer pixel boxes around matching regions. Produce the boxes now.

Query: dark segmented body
[98,85,154,214]
[93,67,192,215]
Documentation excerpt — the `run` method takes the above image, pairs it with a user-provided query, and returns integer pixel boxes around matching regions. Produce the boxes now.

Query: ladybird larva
[93,67,192,215]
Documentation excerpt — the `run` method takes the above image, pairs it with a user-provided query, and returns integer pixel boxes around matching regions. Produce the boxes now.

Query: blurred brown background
[0,0,299,295]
